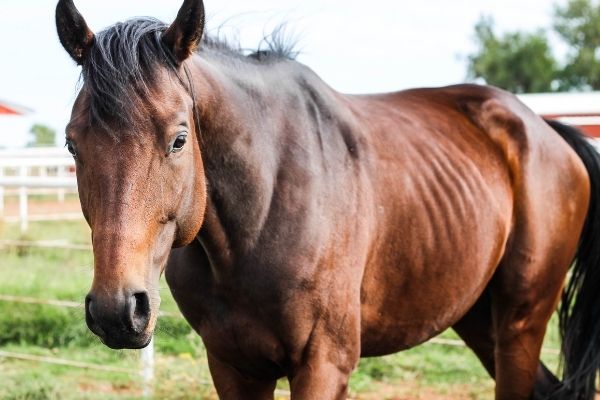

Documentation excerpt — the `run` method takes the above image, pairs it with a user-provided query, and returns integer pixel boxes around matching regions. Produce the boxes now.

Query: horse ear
[162,0,205,64]
[55,0,94,65]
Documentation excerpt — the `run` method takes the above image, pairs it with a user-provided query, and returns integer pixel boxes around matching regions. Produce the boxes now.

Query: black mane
[81,17,297,131]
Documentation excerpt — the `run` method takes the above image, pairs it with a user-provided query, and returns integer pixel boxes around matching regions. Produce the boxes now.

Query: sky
[0,0,565,148]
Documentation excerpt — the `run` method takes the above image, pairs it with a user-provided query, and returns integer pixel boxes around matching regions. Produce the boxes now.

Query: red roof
[518,92,600,137]
[0,99,33,116]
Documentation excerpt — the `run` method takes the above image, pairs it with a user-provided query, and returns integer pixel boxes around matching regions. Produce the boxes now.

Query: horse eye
[170,134,187,153]
[65,139,77,158]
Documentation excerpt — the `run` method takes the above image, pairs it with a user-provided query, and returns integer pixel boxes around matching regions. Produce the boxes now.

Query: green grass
[0,218,565,399]
[0,241,194,354]
[350,332,494,399]
[0,343,216,400]
[0,219,214,399]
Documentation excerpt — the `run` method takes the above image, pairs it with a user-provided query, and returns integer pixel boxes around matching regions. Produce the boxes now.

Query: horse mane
[81,17,298,132]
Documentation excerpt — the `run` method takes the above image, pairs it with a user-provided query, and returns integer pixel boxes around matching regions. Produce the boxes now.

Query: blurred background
[0,0,598,399]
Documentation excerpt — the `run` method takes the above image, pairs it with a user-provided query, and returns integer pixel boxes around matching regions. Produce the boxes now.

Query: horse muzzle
[85,290,153,349]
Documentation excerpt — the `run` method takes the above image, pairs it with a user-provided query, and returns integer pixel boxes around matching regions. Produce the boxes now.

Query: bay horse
[56,0,600,398]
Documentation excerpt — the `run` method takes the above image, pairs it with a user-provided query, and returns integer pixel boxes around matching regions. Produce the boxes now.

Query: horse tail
[546,119,600,400]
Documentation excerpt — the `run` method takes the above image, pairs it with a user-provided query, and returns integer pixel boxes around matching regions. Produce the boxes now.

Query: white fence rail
[0,147,72,158]
[0,176,77,188]
[0,157,74,168]
[0,147,77,232]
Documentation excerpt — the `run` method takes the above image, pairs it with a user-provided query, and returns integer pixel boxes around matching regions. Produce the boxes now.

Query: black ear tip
[162,0,205,64]
[56,0,76,17]
[55,0,94,65]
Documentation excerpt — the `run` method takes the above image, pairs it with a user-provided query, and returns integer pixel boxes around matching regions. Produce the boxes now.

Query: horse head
[56,0,207,349]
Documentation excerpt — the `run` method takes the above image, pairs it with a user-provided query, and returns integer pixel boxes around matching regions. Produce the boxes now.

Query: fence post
[0,167,4,217]
[19,166,28,233]
[57,166,65,203]
[140,336,154,398]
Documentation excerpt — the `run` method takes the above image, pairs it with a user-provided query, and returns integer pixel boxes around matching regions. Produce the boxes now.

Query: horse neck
[189,53,336,269]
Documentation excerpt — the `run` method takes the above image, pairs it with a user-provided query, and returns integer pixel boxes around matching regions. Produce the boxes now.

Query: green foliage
[1,377,60,400]
[468,0,600,92]
[0,303,90,348]
[27,124,56,148]
[554,0,600,90]
[467,17,557,93]
[0,252,193,354]
[0,344,141,400]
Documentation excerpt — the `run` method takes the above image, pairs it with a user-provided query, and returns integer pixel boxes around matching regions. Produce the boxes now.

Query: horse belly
[359,164,512,356]
[359,254,497,356]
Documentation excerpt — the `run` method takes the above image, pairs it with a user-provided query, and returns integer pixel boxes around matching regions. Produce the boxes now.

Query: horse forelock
[81,18,176,135]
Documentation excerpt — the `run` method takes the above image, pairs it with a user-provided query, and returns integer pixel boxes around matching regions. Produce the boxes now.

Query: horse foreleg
[207,352,277,400]
[287,320,360,400]
[288,353,356,400]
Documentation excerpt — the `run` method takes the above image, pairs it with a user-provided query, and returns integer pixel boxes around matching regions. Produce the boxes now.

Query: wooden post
[140,336,154,397]
[0,167,4,217]
[57,166,65,203]
[19,166,28,233]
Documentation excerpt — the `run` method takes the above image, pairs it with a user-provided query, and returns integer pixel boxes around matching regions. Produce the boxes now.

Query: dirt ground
[353,381,490,400]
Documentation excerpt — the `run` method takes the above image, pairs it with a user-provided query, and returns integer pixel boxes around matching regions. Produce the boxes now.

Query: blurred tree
[27,124,56,147]
[468,0,600,93]
[554,0,600,90]
[467,17,557,93]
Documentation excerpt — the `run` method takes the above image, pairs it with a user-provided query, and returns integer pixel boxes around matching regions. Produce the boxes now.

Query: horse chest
[166,251,294,378]
[180,291,289,378]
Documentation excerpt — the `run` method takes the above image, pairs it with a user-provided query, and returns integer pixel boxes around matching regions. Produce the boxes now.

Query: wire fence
[0,287,295,397]
[0,349,137,374]
[0,237,561,398]
[0,284,562,365]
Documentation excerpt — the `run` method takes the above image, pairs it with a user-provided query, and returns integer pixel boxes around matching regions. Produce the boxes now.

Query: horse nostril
[85,294,94,323]
[85,294,104,337]
[130,291,150,333]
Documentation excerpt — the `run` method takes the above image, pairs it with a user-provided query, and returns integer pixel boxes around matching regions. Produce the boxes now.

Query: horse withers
[56,0,600,398]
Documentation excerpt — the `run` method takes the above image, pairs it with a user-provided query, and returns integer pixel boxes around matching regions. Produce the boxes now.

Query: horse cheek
[173,160,206,247]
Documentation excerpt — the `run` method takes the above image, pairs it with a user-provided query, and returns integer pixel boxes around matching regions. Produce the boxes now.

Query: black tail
[547,119,600,400]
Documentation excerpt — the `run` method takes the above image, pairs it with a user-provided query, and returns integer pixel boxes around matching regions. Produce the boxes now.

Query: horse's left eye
[65,139,77,159]
[170,134,187,153]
